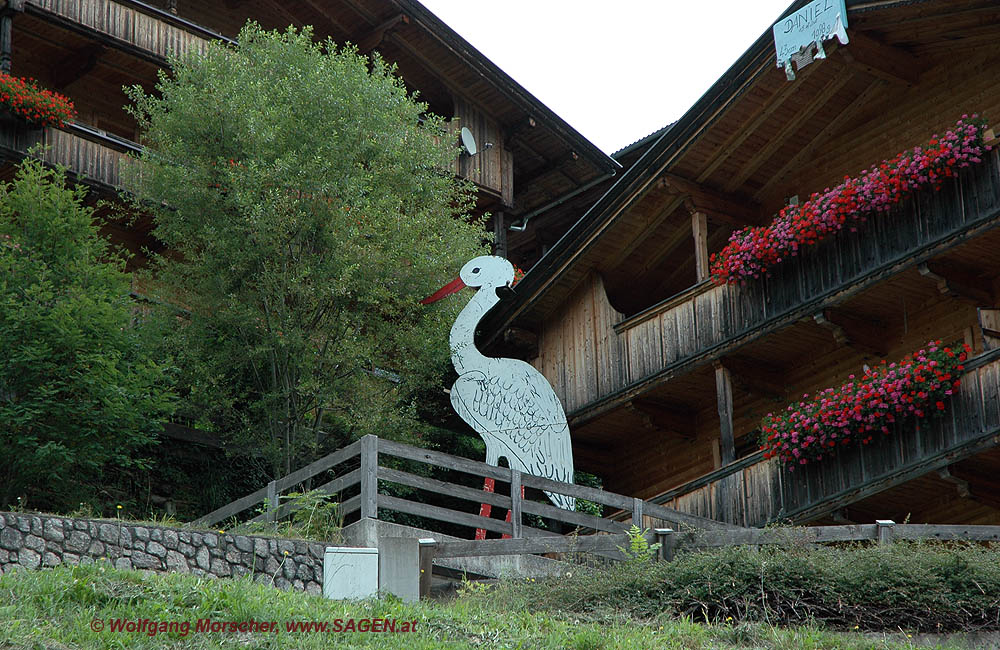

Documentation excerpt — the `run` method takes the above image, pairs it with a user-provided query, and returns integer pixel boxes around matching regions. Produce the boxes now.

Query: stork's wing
[451,362,568,457]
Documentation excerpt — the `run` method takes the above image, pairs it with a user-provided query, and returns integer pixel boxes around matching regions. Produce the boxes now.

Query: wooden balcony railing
[652,348,1000,527]
[0,120,135,191]
[26,0,227,64]
[595,151,1000,414]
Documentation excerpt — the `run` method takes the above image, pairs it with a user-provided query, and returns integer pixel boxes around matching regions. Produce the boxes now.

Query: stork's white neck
[449,283,500,374]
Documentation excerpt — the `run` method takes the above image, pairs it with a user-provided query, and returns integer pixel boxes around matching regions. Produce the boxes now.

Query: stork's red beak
[420,276,466,304]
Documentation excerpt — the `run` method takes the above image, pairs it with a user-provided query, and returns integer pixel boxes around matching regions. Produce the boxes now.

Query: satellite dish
[460,126,477,156]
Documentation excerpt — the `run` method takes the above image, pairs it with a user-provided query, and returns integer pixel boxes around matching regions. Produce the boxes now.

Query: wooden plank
[192,485,270,526]
[376,466,512,510]
[641,501,742,530]
[435,534,630,559]
[520,500,627,534]
[519,473,634,510]
[715,364,735,465]
[510,469,522,539]
[377,438,511,482]
[338,494,362,519]
[894,524,1000,542]
[360,435,378,519]
[377,494,512,537]
[273,438,362,493]
[692,211,709,281]
[248,469,362,524]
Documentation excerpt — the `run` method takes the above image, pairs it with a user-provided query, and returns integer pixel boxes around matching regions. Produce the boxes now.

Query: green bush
[473,539,1000,632]
[0,159,174,511]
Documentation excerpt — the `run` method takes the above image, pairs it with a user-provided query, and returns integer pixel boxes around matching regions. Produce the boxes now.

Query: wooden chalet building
[483,0,1000,527]
[0,0,618,272]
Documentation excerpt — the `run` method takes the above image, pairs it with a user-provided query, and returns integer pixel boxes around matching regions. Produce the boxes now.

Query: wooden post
[876,519,895,545]
[631,497,643,528]
[691,211,709,282]
[493,211,507,259]
[509,468,522,539]
[418,538,436,599]
[0,8,14,75]
[266,480,279,522]
[715,363,736,465]
[654,528,674,562]
[360,435,378,520]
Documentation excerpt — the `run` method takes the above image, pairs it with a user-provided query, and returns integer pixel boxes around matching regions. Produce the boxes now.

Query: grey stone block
[231,565,249,579]
[131,552,159,570]
[178,532,191,544]
[282,559,296,580]
[254,538,268,557]
[191,533,202,545]
[98,524,118,543]
[203,533,218,548]
[146,541,167,558]
[79,556,93,566]
[23,535,44,553]
[305,581,321,595]
[265,556,280,575]
[19,549,40,569]
[74,520,88,530]
[178,543,195,558]
[42,552,61,567]
[296,563,313,582]
[165,550,188,573]
[42,519,64,543]
[195,547,210,570]
[309,544,324,560]
[0,527,21,550]
[132,541,146,551]
[66,531,90,554]
[209,559,230,577]
[295,542,307,554]
[234,536,251,552]
[114,557,132,571]
[293,579,303,590]
[88,541,105,556]
[63,553,80,566]
[150,529,163,542]
[209,547,223,559]
[162,530,178,549]
[277,540,294,556]
[133,527,149,541]
[225,548,241,564]
[27,517,39,534]
[273,577,291,590]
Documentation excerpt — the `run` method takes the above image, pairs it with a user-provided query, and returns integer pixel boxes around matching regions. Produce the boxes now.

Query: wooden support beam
[919,261,995,306]
[715,363,735,465]
[837,29,922,87]
[979,309,1000,351]
[604,194,685,271]
[755,78,887,201]
[357,13,409,54]
[719,355,787,400]
[937,466,971,498]
[724,72,853,193]
[658,173,764,226]
[692,211,709,282]
[813,308,889,357]
[492,211,507,258]
[628,399,697,440]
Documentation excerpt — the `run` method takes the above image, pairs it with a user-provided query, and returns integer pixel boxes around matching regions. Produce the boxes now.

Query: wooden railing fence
[193,435,739,543]
[433,519,1000,561]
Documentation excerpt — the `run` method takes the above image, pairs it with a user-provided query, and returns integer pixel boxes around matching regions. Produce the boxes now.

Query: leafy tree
[124,23,488,476]
[0,158,175,510]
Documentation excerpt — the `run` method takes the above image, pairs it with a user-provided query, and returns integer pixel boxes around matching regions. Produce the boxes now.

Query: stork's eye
[472,267,480,274]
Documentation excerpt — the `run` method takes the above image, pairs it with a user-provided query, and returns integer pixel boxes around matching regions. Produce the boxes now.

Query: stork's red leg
[476,477,495,540]
[501,486,525,539]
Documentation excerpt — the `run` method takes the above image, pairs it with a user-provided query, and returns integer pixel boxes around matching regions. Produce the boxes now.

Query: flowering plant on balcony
[710,116,991,284]
[0,73,76,128]
[760,340,971,469]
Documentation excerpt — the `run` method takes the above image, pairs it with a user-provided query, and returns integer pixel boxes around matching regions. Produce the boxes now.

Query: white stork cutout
[424,256,575,518]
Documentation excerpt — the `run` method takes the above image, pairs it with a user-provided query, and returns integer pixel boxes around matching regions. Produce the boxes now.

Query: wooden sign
[773,0,849,80]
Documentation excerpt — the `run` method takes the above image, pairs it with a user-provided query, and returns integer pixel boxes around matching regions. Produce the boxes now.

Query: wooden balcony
[652,348,1000,527]
[0,120,135,191]
[563,150,1000,419]
[25,0,220,65]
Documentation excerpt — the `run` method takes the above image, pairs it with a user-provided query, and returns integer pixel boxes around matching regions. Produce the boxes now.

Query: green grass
[0,562,972,649]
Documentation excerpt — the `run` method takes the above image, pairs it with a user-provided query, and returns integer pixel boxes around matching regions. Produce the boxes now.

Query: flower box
[759,341,970,470]
[711,116,991,285]
[0,73,76,129]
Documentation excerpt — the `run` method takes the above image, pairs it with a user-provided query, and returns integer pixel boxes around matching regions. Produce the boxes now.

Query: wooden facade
[3,0,616,272]
[483,0,1000,527]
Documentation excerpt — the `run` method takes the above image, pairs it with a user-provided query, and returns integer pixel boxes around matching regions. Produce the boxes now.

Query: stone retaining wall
[0,512,328,594]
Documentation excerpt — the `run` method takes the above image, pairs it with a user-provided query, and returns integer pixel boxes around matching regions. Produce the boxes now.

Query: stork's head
[459,255,514,289]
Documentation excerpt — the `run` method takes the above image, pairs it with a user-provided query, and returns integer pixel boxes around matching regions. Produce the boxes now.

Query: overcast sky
[419,1,794,154]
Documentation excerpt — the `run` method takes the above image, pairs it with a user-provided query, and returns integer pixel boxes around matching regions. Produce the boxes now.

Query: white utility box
[323,547,378,600]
